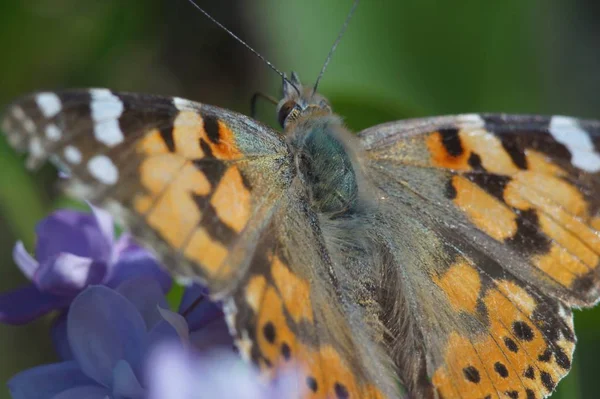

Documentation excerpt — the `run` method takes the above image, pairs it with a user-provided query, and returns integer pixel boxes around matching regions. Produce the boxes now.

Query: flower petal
[68,286,147,387]
[8,361,95,399]
[35,254,106,295]
[147,344,278,399]
[88,202,115,249]
[13,241,38,280]
[188,317,233,352]
[51,313,73,360]
[35,210,112,264]
[0,284,69,324]
[181,297,224,332]
[115,278,169,329]
[107,236,171,292]
[51,385,110,399]
[112,360,145,398]
[146,344,193,399]
[158,307,189,343]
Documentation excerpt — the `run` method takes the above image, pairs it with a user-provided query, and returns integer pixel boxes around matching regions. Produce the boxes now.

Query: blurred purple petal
[179,284,208,311]
[112,360,145,398]
[147,344,302,399]
[107,239,171,292]
[158,307,189,342]
[88,202,114,249]
[13,241,38,279]
[35,254,105,295]
[35,210,111,263]
[51,386,110,399]
[116,278,168,329]
[51,313,73,360]
[0,284,69,324]
[189,317,233,351]
[68,286,146,387]
[8,361,95,399]
[179,284,224,331]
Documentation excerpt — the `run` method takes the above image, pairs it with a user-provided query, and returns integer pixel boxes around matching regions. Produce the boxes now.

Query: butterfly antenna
[313,0,360,94]
[185,0,300,95]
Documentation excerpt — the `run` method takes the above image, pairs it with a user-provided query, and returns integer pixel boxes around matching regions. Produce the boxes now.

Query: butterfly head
[277,72,332,129]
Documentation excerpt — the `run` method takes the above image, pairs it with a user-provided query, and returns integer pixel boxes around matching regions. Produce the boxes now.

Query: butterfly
[4,11,600,399]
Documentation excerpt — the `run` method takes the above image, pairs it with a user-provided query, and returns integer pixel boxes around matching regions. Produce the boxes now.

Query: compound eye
[278,100,299,127]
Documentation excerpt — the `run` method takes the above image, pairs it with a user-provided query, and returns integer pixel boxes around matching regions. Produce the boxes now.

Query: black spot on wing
[494,362,509,378]
[500,136,528,169]
[555,347,571,369]
[523,366,535,380]
[540,371,555,391]
[202,113,221,144]
[571,271,598,297]
[537,348,552,362]
[334,382,349,399]
[281,342,291,360]
[263,321,276,343]
[506,390,519,399]
[306,376,318,392]
[445,179,458,199]
[159,126,176,152]
[439,128,463,156]
[512,321,535,341]
[466,173,511,202]
[504,336,519,353]
[463,365,481,383]
[467,153,484,170]
[505,209,551,255]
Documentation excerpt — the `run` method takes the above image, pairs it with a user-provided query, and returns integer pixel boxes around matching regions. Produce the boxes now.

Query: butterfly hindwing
[361,114,600,398]
[228,187,394,398]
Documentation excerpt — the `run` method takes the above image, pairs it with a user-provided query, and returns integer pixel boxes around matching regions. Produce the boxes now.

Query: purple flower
[179,284,233,351]
[0,205,171,325]
[8,280,188,399]
[147,343,304,399]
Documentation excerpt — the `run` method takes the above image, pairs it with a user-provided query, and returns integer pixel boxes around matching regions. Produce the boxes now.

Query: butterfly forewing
[2,89,292,287]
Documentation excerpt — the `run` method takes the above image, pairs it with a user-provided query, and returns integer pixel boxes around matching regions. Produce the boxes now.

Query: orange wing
[360,113,600,398]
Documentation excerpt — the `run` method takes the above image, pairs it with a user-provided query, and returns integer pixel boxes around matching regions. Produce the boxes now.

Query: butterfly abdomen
[291,115,360,217]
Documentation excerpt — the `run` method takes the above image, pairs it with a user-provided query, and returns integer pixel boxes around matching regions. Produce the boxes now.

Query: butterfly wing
[1,90,395,398]
[2,89,290,288]
[360,114,600,399]
[227,179,396,398]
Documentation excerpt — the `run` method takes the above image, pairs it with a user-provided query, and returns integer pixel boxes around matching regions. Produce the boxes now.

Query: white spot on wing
[87,155,119,185]
[90,89,124,147]
[11,106,26,121]
[458,113,485,129]
[173,97,195,111]
[64,145,82,164]
[23,118,36,134]
[550,116,600,172]
[45,124,62,141]
[29,137,44,158]
[36,93,62,118]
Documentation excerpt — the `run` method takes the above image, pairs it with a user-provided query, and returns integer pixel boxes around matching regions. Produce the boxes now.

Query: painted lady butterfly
[3,2,600,399]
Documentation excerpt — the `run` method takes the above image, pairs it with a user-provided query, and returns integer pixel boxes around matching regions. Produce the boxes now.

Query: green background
[1,1,599,398]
